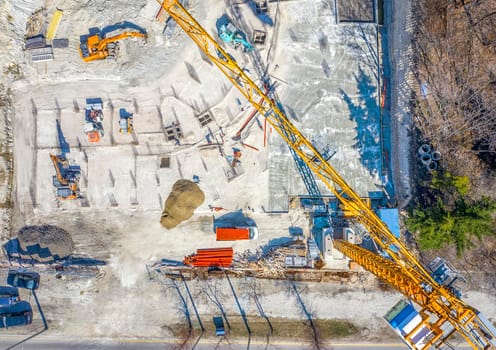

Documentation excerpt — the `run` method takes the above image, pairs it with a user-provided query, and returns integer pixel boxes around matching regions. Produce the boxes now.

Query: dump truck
[215,227,259,241]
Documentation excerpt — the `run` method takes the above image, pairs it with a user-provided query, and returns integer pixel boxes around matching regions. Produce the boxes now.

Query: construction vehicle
[157,1,496,348]
[50,154,81,200]
[84,98,104,143]
[51,119,81,199]
[119,108,134,133]
[0,301,33,328]
[0,286,20,308]
[7,270,40,291]
[79,25,147,62]
[215,227,259,241]
[213,316,226,336]
[217,17,253,52]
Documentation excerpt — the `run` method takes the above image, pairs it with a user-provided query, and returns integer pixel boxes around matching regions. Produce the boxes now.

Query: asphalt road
[0,336,414,350]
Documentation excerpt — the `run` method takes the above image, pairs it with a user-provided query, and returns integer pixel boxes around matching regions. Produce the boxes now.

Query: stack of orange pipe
[183,247,233,267]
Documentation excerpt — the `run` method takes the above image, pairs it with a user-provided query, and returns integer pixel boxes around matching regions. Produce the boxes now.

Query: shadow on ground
[340,66,381,178]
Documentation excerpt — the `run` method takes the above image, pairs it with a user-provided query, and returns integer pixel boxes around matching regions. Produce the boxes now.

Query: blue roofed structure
[377,208,400,239]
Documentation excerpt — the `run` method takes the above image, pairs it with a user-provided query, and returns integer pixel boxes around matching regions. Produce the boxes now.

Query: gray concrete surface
[268,0,382,211]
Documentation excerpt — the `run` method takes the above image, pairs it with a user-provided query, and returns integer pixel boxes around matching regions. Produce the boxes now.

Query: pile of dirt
[161,180,205,229]
[17,225,74,262]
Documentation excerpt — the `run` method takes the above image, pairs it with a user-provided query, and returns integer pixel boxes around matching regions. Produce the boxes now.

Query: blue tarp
[378,208,400,239]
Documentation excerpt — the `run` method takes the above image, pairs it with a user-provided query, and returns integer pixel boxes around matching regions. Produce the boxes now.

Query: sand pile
[161,180,205,229]
[17,225,74,261]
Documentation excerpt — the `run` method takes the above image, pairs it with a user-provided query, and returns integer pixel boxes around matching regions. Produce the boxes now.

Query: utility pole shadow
[224,270,251,347]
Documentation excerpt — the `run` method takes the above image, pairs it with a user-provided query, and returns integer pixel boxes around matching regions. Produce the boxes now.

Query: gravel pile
[17,225,74,261]
[160,180,205,229]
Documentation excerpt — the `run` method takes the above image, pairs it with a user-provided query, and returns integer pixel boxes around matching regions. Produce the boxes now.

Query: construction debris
[160,179,205,229]
[25,8,46,38]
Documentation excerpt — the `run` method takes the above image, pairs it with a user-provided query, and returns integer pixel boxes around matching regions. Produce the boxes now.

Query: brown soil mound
[161,180,205,229]
[17,225,74,261]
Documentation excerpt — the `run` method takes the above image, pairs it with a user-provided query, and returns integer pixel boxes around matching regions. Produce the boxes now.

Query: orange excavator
[50,154,81,200]
[79,27,147,62]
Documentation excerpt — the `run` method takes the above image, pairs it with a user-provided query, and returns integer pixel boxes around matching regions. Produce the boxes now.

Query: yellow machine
[79,31,147,62]
[156,1,496,349]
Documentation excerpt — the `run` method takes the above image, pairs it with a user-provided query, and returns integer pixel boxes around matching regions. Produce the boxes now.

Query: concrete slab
[268,0,381,210]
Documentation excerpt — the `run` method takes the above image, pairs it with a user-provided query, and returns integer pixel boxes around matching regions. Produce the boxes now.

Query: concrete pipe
[418,144,431,156]
[427,161,438,171]
[420,153,432,165]
[432,151,441,161]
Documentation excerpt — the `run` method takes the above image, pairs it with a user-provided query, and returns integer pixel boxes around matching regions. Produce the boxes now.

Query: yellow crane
[79,31,147,62]
[156,1,496,349]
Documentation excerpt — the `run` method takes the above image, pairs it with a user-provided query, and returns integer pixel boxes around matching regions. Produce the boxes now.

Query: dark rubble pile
[16,225,74,262]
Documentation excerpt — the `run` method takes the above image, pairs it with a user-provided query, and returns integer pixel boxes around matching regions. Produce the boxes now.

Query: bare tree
[412,0,496,186]
[200,279,232,330]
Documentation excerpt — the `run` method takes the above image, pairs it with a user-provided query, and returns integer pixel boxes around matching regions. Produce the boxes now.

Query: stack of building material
[242,239,308,277]
[52,38,69,48]
[30,46,54,62]
[25,35,46,50]
[183,247,233,267]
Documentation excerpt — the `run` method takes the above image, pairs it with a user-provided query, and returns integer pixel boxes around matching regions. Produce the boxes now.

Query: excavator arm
[96,32,147,51]
[50,154,69,186]
[156,1,496,348]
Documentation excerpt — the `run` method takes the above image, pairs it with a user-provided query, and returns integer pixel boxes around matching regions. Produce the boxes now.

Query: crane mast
[157,1,496,349]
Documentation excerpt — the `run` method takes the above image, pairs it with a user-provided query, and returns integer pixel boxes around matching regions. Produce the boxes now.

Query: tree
[406,196,496,255]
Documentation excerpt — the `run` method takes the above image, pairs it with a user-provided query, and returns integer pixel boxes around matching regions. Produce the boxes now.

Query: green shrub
[407,197,496,255]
